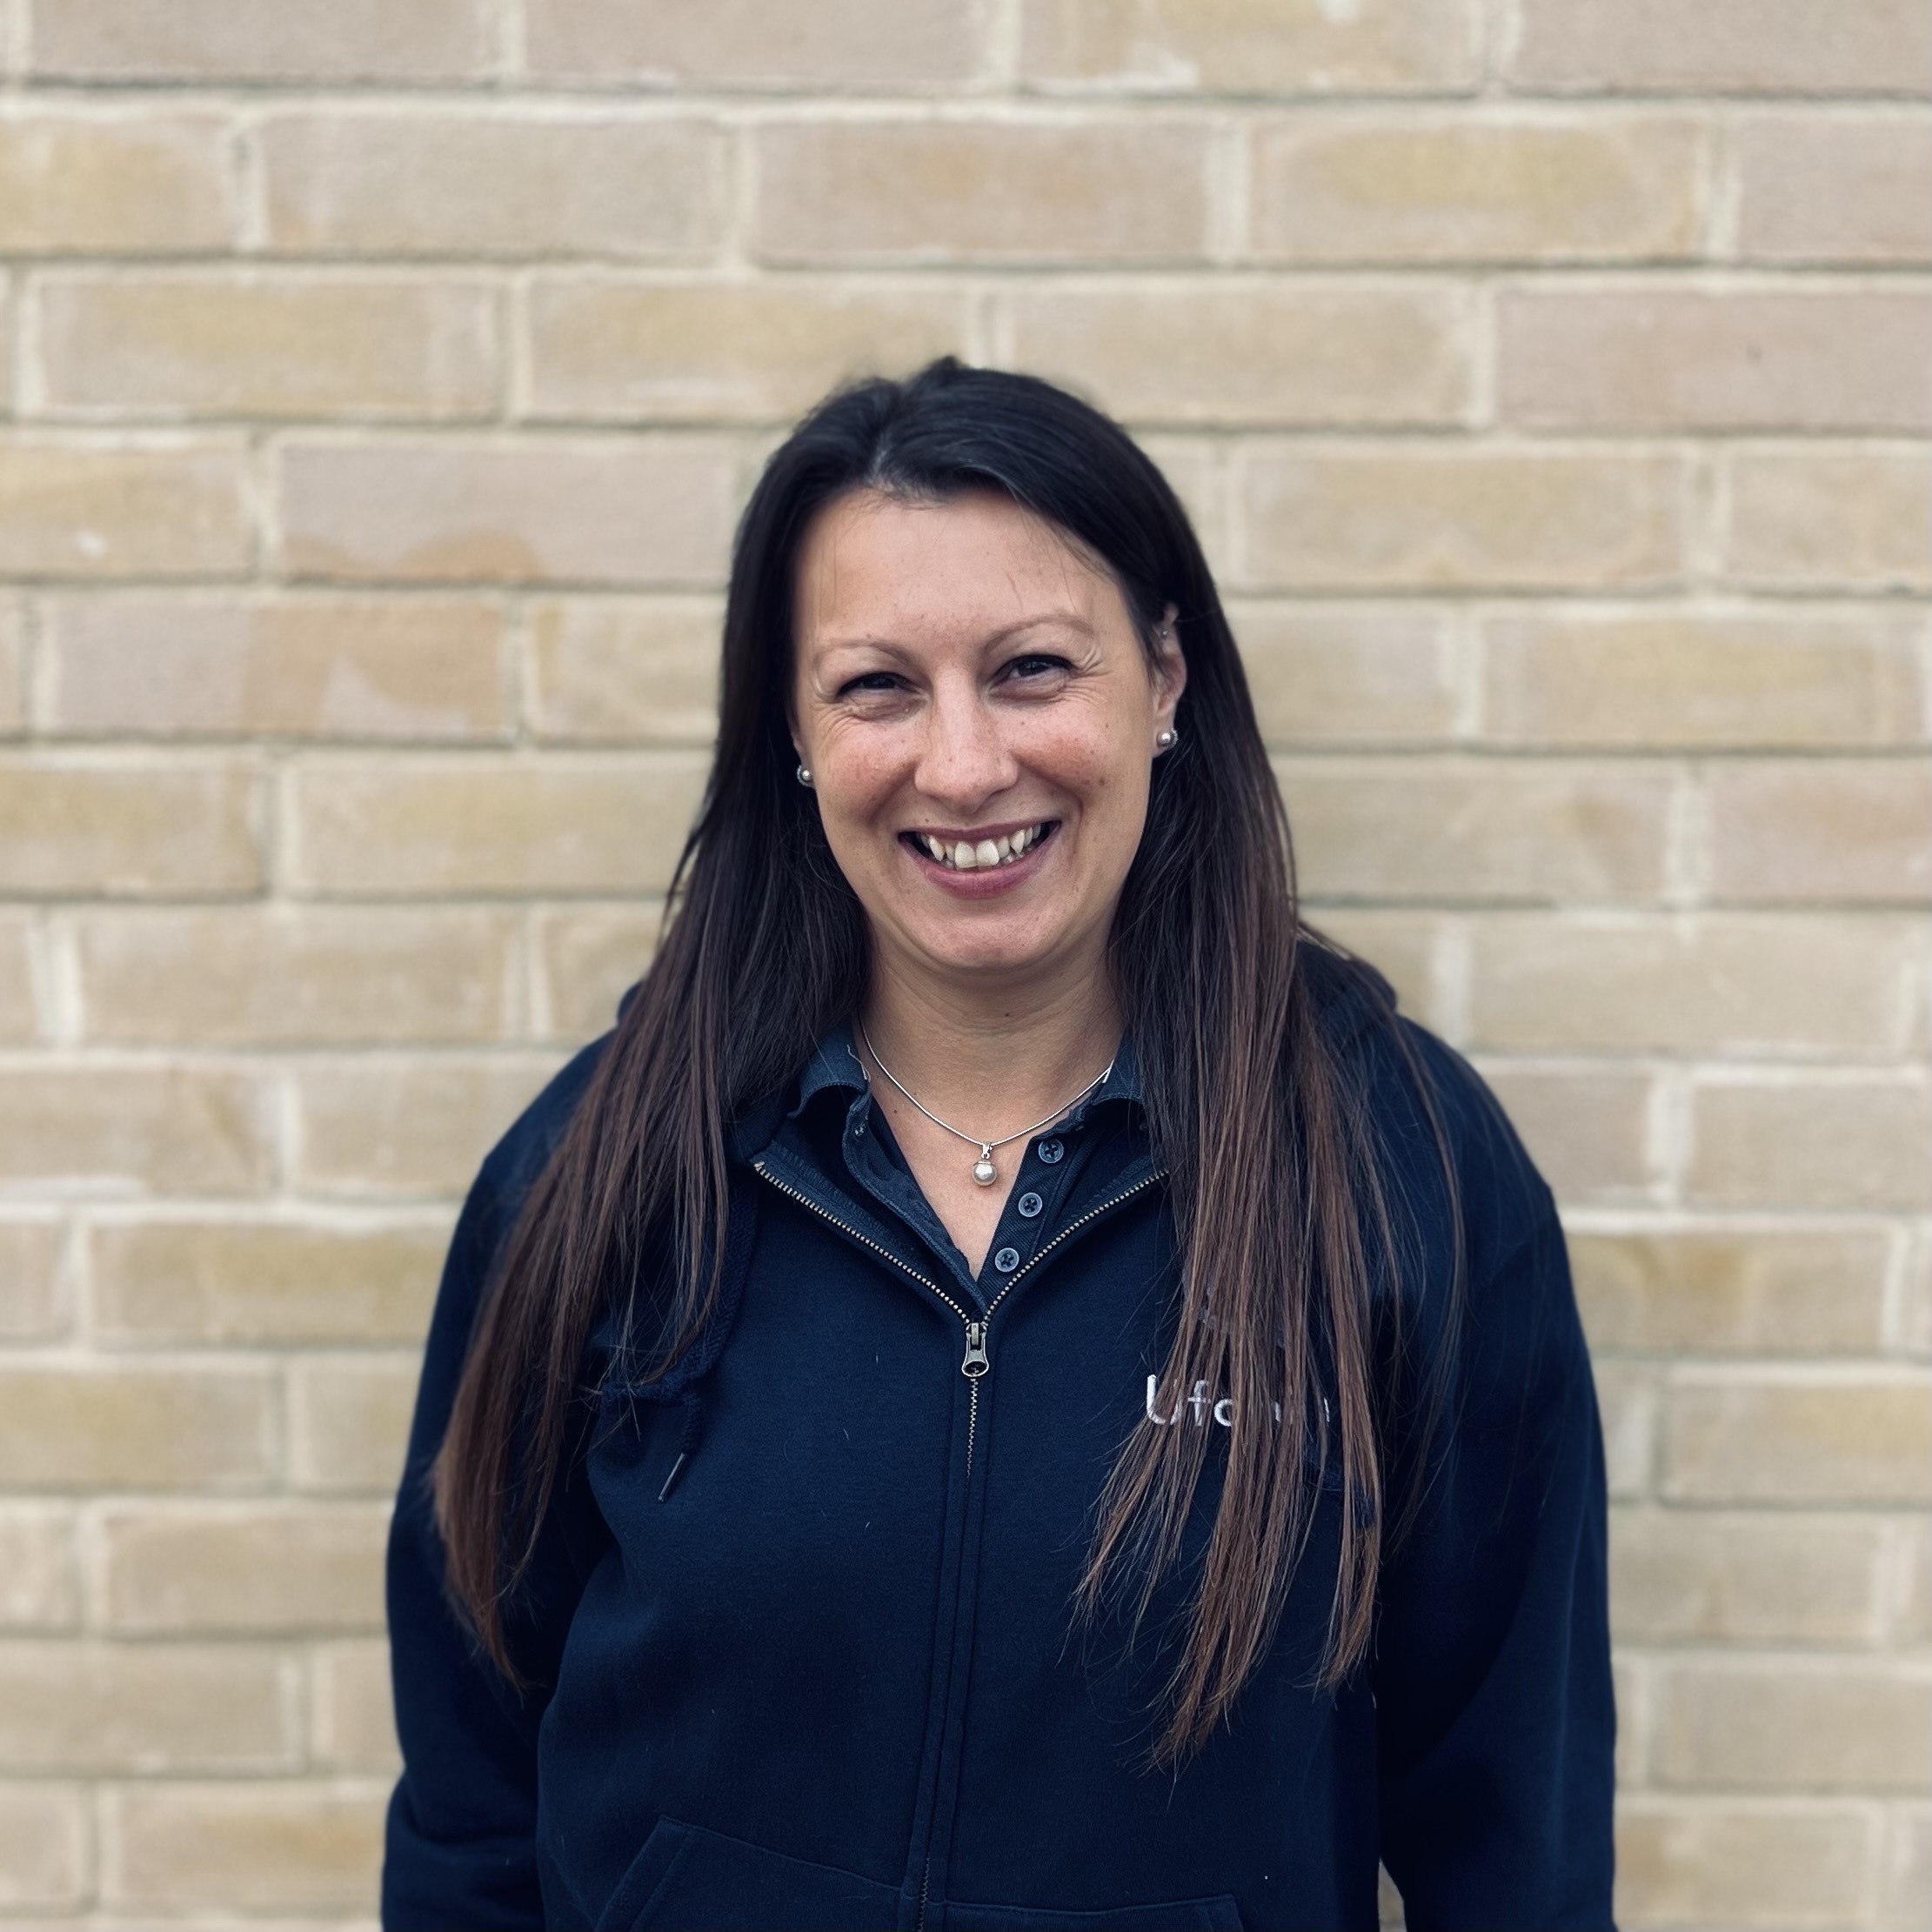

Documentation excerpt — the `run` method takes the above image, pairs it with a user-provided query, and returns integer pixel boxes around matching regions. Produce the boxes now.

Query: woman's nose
[915,684,1018,808]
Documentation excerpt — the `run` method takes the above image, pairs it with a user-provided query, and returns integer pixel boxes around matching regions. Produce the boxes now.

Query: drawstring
[656,1388,705,1503]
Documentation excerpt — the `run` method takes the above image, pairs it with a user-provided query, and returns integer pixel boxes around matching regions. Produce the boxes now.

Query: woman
[384,360,1614,1931]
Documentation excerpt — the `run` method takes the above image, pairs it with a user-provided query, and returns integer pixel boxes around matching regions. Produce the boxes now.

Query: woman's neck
[859,947,1123,1144]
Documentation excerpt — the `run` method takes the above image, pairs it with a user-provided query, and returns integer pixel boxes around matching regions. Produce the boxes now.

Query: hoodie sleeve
[382,1048,609,1932]
[1372,1102,1616,1928]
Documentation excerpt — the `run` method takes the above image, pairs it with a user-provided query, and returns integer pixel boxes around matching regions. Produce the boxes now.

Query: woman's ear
[1153,602,1188,720]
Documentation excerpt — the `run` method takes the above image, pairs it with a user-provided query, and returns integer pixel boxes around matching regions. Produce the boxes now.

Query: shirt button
[1036,1139,1064,1165]
[1016,1191,1044,1219]
[993,1246,1020,1273]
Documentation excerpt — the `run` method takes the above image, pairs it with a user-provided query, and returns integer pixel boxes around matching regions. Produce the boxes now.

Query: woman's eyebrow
[814,612,1096,657]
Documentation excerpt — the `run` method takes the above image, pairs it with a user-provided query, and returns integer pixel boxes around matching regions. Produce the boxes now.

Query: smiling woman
[385,361,1614,1932]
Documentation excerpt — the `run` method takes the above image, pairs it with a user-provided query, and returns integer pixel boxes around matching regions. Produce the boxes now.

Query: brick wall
[0,2,1926,1925]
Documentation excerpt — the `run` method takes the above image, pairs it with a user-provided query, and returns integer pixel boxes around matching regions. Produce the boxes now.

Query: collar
[787,1018,1144,1126]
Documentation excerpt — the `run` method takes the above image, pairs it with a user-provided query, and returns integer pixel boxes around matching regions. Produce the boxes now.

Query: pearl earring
[796,764,813,787]
[1155,726,1179,751]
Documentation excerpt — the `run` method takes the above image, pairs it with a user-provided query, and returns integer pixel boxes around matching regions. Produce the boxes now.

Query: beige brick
[1468,913,1927,1055]
[0,598,23,734]
[753,119,1212,264]
[262,111,725,258]
[1481,609,1929,749]
[90,1216,444,1347]
[278,437,739,586]
[100,1504,387,1635]
[1277,756,1671,903]
[1499,287,1932,432]
[1737,116,1932,264]
[1655,1659,1932,1791]
[1250,115,1702,263]
[1297,911,1441,1026]
[0,1364,274,1490]
[0,760,262,894]
[1511,0,1932,91]
[1690,1075,1932,1211]
[37,273,501,422]
[0,1220,67,1340]
[0,278,11,416]
[1571,1227,1891,1354]
[0,1784,86,1909]
[1615,1799,1872,1931]
[1902,1236,1932,1359]
[1706,759,1932,906]
[1889,1518,1932,1645]
[290,755,708,894]
[31,0,488,78]
[0,1507,77,1629]
[530,0,976,84]
[535,904,663,1039]
[311,1640,398,1773]
[528,278,970,425]
[1613,1653,1646,1787]
[1665,1368,1931,1503]
[1610,1509,1886,1644]
[0,1066,271,1195]
[106,1782,385,1913]
[0,110,231,253]
[1481,1066,1655,1204]
[44,594,510,740]
[1880,1808,1932,1932]
[1019,0,1478,90]
[1135,436,1231,582]
[529,598,720,744]
[1725,448,1932,592]
[0,438,251,578]
[1010,283,1469,428]
[293,1057,563,1197]
[0,910,37,1042]
[0,1641,291,1771]
[1591,1360,1657,1498]
[77,906,521,1045]
[1240,446,1685,592]
[288,1357,420,1495]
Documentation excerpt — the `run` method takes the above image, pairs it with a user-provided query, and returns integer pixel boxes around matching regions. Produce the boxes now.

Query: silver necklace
[856,1019,1115,1187]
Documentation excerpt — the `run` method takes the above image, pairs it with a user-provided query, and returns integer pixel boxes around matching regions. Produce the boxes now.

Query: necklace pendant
[972,1147,997,1187]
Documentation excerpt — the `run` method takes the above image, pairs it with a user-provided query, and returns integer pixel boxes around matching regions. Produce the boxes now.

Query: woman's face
[792,488,1185,992]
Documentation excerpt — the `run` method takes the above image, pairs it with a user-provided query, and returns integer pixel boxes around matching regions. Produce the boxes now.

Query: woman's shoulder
[1294,934,1556,1267]
[471,1028,615,1212]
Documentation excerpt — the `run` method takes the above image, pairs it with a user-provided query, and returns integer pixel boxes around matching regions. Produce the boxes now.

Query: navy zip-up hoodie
[384,950,1614,1931]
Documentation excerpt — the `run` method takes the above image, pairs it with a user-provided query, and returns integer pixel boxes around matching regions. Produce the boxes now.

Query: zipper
[754,1157,1163,1932]
[752,1160,1161,1395]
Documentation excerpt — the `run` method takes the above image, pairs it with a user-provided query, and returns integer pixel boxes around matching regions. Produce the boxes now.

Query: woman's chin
[893,915,1073,986]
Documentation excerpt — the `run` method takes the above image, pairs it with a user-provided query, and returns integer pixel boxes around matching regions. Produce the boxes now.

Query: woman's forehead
[795,488,1122,645]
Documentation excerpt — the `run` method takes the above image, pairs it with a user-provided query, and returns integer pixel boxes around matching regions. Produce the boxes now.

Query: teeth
[916,825,1049,869]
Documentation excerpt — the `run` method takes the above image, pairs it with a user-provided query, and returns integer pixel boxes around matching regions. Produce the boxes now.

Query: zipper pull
[961,1320,989,1379]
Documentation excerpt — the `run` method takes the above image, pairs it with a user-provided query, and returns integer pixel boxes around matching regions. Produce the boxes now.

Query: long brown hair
[434,359,1456,1764]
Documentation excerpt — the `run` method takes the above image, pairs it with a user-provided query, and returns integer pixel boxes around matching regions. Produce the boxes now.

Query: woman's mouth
[903,822,1056,871]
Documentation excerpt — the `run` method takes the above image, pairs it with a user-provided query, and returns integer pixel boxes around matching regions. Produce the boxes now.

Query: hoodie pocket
[943,1895,1243,1931]
[603,1815,901,1931]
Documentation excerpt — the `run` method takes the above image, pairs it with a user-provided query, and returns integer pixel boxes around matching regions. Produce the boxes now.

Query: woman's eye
[1002,654,1070,682]
[838,672,905,699]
